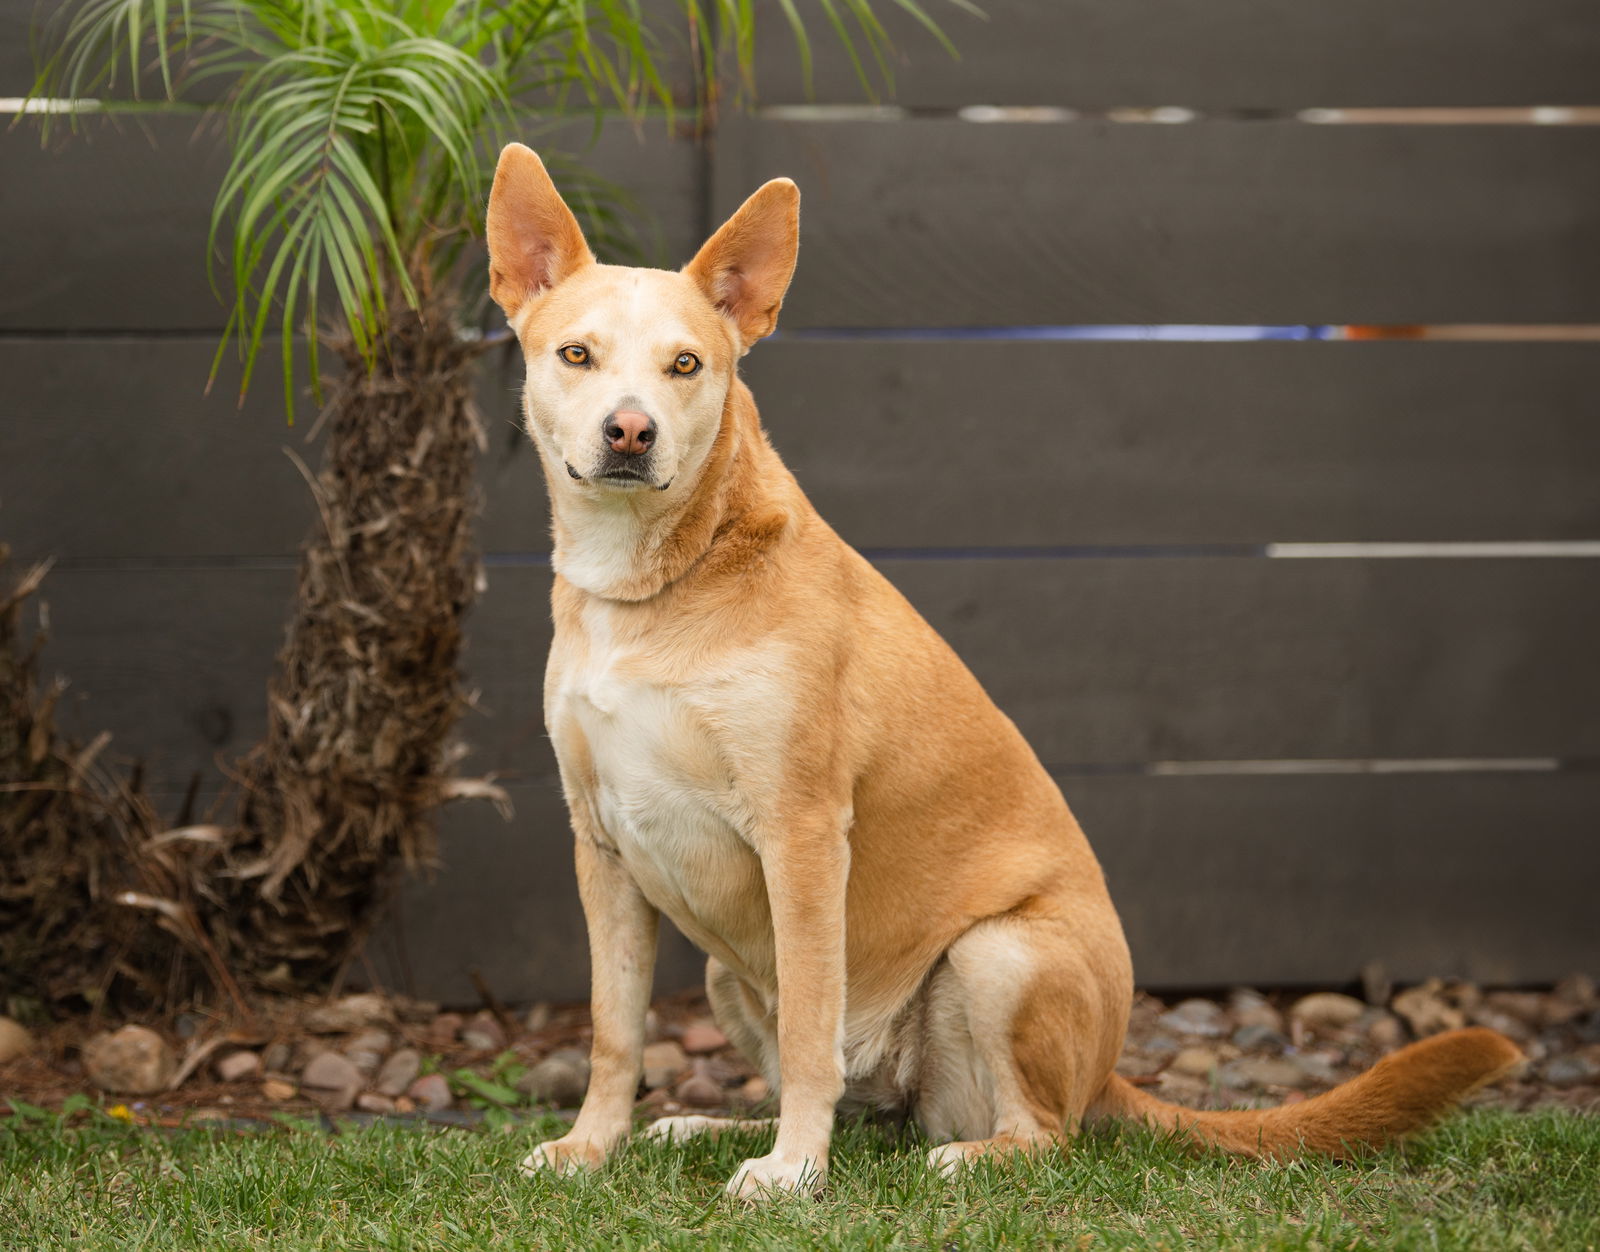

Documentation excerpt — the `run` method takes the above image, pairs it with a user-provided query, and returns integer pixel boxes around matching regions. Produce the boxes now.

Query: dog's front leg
[726,827,849,1200]
[520,836,657,1178]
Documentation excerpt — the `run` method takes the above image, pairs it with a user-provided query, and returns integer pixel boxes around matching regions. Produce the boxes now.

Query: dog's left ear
[486,142,594,321]
[685,178,800,353]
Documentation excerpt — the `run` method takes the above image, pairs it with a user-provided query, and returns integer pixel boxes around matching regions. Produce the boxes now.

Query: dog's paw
[925,1141,975,1178]
[518,1134,607,1179]
[641,1115,724,1144]
[725,1152,824,1201]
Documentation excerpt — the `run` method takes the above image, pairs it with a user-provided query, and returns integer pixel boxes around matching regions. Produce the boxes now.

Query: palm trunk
[224,299,485,988]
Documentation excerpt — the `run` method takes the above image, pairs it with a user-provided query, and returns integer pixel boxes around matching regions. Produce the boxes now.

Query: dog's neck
[545,379,792,603]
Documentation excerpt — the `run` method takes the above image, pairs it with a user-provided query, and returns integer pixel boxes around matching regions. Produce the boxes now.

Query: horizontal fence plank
[17,338,1600,561]
[376,769,1600,1002]
[1067,770,1600,987]
[748,340,1600,545]
[29,556,1599,793]
[0,113,703,332]
[717,118,1600,326]
[750,0,1600,110]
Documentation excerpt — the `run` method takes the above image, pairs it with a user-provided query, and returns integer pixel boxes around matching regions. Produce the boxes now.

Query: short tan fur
[485,143,1522,1199]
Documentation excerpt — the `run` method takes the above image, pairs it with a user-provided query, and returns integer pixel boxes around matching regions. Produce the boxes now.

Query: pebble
[1543,1054,1600,1089]
[1218,1056,1308,1090]
[343,1029,391,1075]
[1231,1024,1287,1053]
[1365,1011,1406,1050]
[301,1051,364,1109]
[83,1026,175,1095]
[1229,992,1285,1035]
[738,1076,771,1104]
[304,994,391,1035]
[261,1079,297,1101]
[356,1092,396,1114]
[1393,980,1468,1036]
[642,1040,689,1090]
[0,1016,35,1064]
[407,1073,453,1113]
[1167,1047,1219,1078]
[428,1013,464,1047]
[523,1002,552,1033]
[1289,992,1367,1033]
[518,1049,591,1107]
[681,1020,729,1054]
[261,1042,292,1073]
[393,1096,415,1114]
[460,1011,506,1052]
[675,1070,725,1108]
[214,1050,262,1083]
[374,1048,422,1098]
[1157,998,1230,1038]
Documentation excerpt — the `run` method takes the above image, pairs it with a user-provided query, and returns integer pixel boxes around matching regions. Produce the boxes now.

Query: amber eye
[559,344,589,366]
[672,352,701,376]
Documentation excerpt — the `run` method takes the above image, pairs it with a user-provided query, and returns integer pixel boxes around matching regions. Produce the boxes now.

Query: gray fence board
[374,768,1599,1004]
[30,557,1599,793]
[748,340,1600,546]
[717,118,1600,326]
[1070,770,1600,988]
[750,0,1600,110]
[0,113,703,332]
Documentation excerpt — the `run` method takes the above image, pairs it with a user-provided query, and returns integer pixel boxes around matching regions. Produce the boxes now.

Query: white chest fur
[549,601,790,988]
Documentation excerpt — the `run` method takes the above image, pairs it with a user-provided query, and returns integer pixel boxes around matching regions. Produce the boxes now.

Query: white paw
[641,1115,723,1143]
[518,1135,606,1179]
[726,1152,824,1200]
[926,1142,972,1177]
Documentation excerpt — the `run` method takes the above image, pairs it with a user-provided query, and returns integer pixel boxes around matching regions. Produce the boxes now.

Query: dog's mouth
[566,462,672,492]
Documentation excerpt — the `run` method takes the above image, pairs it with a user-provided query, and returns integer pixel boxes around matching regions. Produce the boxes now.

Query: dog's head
[486,143,799,497]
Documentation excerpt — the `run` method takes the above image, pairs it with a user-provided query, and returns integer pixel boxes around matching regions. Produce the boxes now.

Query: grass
[0,1106,1596,1250]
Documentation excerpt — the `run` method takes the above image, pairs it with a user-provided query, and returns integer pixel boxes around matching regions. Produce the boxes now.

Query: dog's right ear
[486,143,594,321]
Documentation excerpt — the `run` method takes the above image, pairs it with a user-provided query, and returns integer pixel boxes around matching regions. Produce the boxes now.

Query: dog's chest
[550,605,786,976]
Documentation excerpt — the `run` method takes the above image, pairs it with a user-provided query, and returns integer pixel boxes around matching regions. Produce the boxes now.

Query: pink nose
[603,409,656,456]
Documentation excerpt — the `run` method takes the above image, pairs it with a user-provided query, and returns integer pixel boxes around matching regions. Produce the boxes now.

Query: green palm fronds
[31,0,966,416]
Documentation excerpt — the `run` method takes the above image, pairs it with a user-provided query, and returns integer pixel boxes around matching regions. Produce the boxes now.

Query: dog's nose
[603,409,656,456]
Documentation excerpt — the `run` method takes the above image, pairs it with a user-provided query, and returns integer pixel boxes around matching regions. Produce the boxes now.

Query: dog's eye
[672,352,701,376]
[559,344,590,366]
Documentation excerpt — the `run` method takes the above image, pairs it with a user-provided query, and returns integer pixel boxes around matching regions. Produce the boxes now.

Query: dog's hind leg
[916,909,1131,1176]
[644,957,778,1144]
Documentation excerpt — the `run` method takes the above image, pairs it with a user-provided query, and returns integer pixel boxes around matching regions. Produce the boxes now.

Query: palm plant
[29,0,962,995]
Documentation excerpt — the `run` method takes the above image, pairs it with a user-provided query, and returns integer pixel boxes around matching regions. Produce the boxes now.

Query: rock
[214,1050,262,1083]
[304,993,391,1035]
[174,1012,206,1040]
[1228,991,1284,1035]
[1292,1052,1342,1085]
[300,1051,364,1109]
[0,1017,35,1064]
[407,1073,453,1113]
[393,1096,415,1114]
[1289,993,1367,1033]
[1364,1011,1406,1050]
[1360,960,1393,1007]
[738,1076,771,1104]
[391,997,440,1025]
[374,1048,422,1098]
[643,1009,665,1043]
[356,1092,396,1114]
[681,1019,729,1054]
[427,1013,464,1048]
[1167,1047,1219,1078]
[675,1070,725,1108]
[261,1079,297,1101]
[1393,979,1468,1037]
[642,1040,689,1090]
[460,1011,506,1052]
[1467,1006,1535,1044]
[1483,991,1547,1027]
[1543,1055,1600,1089]
[83,1026,176,1095]
[1554,973,1597,1011]
[518,1049,591,1107]
[343,1029,391,1075]
[1232,1024,1287,1053]
[1157,998,1230,1038]
[522,1002,552,1033]
[1218,1056,1309,1091]
[261,1042,292,1073]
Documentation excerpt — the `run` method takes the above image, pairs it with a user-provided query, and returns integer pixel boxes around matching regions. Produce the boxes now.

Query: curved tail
[1087,1027,1522,1160]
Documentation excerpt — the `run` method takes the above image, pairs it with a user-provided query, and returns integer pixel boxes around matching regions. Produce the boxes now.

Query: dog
[484,142,1522,1199]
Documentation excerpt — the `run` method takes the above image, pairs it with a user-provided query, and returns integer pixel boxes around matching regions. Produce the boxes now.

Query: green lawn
[1,1106,1595,1250]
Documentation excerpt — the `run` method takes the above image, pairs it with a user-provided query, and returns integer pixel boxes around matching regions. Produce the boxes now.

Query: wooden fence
[2,1,1596,1004]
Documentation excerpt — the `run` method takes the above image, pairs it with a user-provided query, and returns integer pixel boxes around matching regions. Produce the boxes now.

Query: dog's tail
[1087,1027,1522,1159]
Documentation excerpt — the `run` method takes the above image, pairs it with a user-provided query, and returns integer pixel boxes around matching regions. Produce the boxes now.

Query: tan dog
[485,143,1522,1199]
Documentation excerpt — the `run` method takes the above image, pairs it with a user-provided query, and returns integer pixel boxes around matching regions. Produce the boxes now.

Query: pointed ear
[486,143,594,321]
[684,178,800,352]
